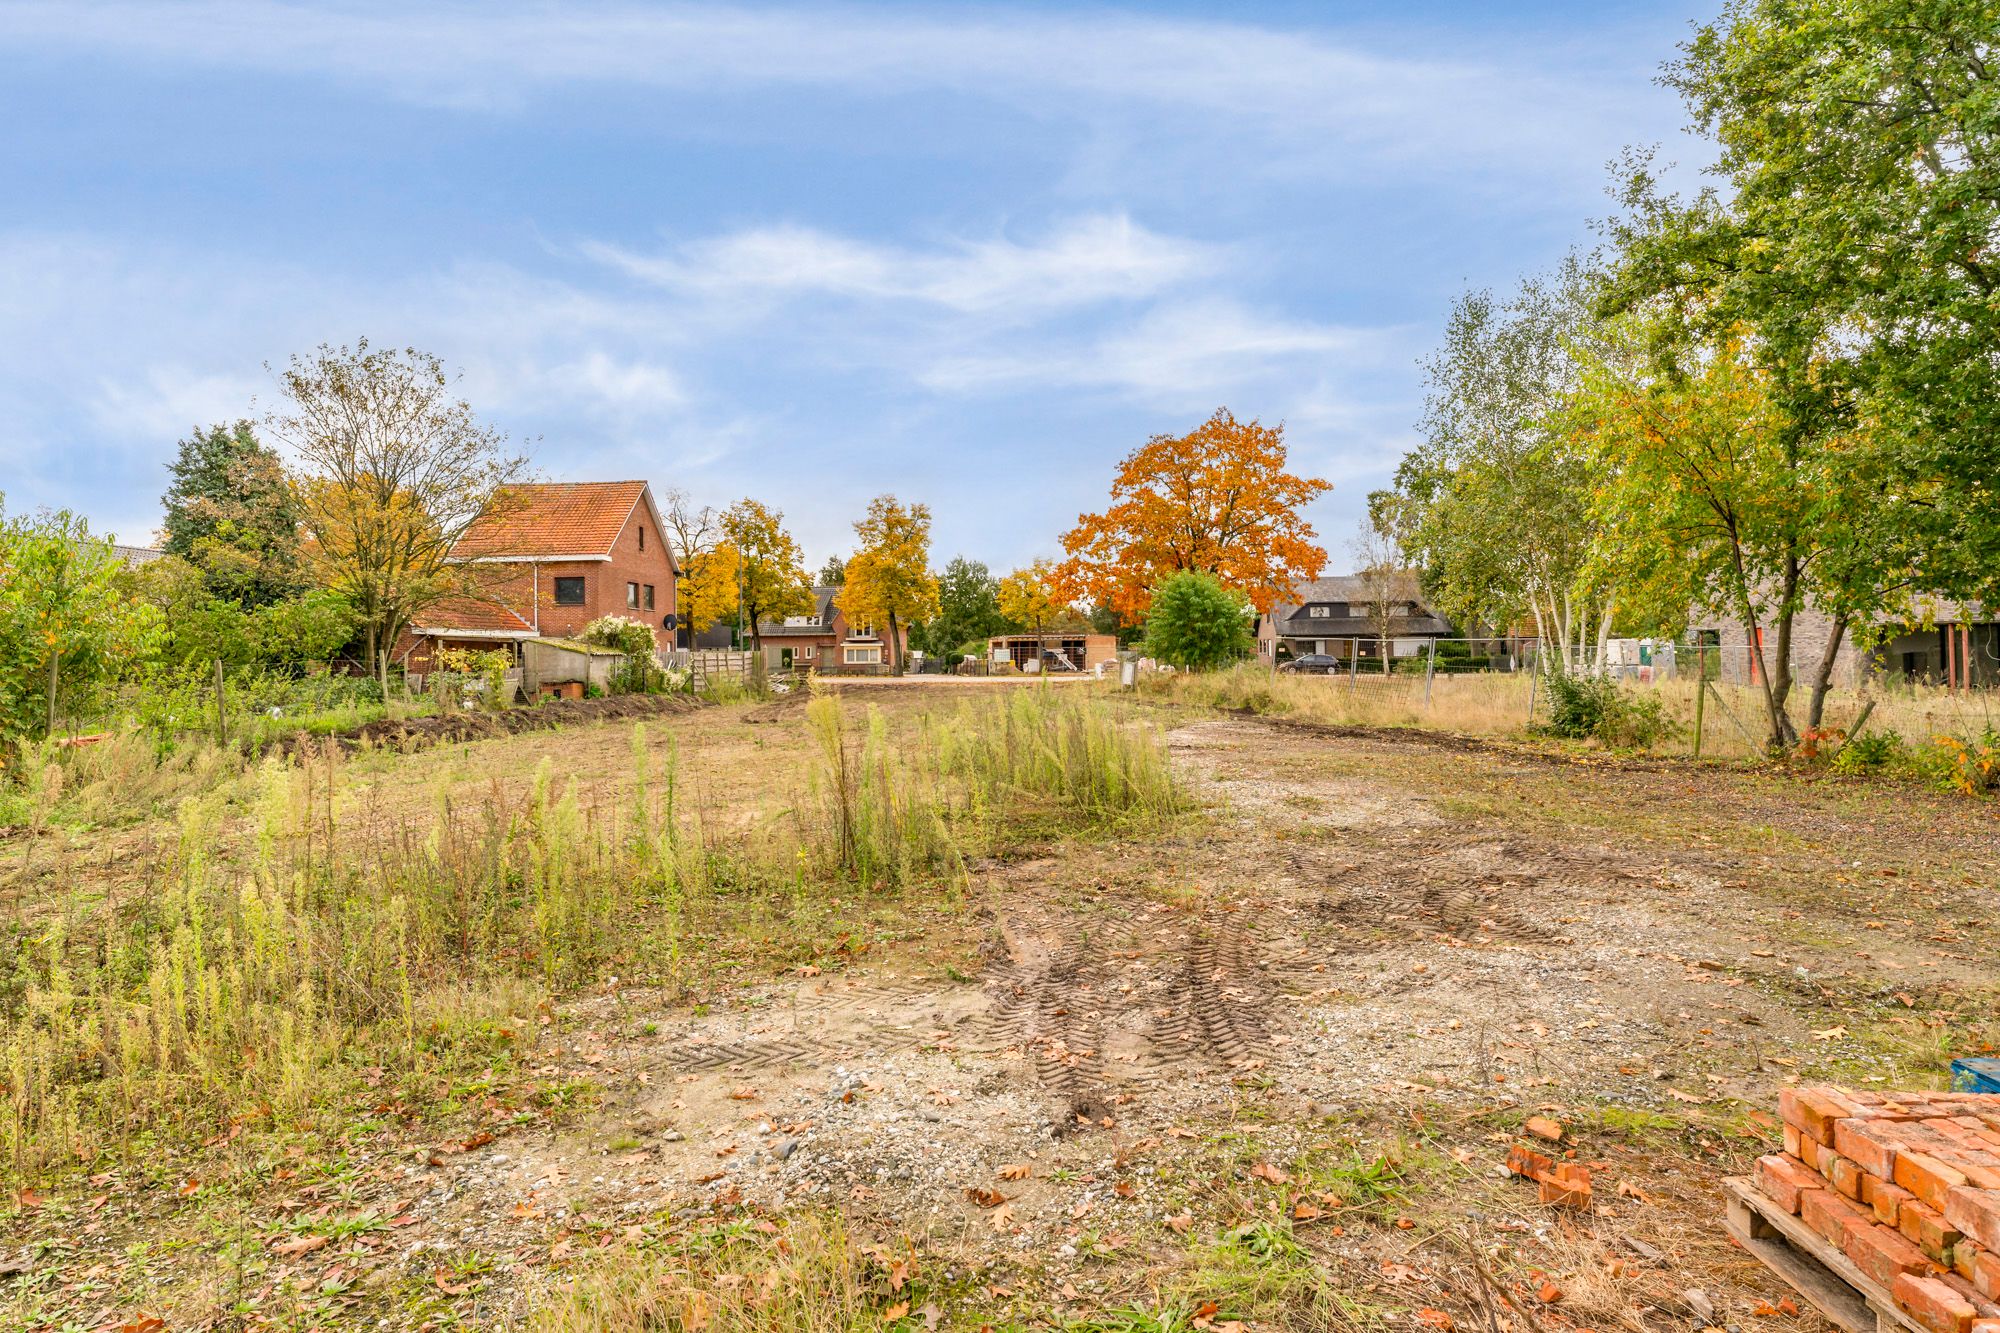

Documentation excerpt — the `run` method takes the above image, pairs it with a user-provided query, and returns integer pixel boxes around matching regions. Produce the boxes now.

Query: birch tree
[1398,256,1616,673]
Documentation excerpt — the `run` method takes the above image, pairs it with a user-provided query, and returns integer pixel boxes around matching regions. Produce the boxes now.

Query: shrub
[579,614,658,657]
[1142,572,1254,670]
[1542,669,1616,739]
[1832,729,1906,773]
[1541,670,1676,749]
[1914,729,2000,796]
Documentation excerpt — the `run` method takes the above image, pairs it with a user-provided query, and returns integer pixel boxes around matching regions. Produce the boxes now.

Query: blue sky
[0,0,1708,572]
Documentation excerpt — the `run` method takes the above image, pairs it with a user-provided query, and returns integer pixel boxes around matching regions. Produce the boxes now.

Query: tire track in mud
[977,938,1117,1132]
[1140,922,1274,1076]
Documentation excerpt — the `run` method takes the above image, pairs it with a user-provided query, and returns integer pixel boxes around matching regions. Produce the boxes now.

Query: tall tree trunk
[44,650,59,739]
[887,610,903,676]
[1726,534,1795,752]
[1804,612,1851,736]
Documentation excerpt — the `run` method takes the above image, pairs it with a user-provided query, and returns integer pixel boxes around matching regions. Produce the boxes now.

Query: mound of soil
[292,692,709,754]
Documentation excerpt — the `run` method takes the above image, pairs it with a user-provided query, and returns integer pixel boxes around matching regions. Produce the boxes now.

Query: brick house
[1256,575,1454,664]
[401,481,679,670]
[1690,596,1995,689]
[752,585,909,675]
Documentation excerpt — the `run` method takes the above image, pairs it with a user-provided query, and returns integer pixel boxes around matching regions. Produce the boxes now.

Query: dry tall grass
[0,690,1191,1178]
[1144,664,1999,762]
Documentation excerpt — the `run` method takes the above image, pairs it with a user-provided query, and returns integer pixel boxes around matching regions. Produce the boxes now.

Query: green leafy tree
[917,557,1005,657]
[1394,255,1615,667]
[1606,0,2000,599]
[250,590,356,665]
[161,420,304,606]
[1575,328,1912,749]
[818,555,847,587]
[0,507,163,742]
[130,556,352,672]
[1142,571,1253,670]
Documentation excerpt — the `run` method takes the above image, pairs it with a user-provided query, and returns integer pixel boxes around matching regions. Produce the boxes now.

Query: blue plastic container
[1951,1057,2000,1094]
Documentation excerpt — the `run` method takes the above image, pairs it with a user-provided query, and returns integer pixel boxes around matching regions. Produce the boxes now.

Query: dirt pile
[298,692,709,754]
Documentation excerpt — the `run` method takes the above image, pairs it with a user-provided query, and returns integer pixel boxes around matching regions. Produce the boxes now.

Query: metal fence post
[1348,640,1357,689]
[1693,642,1707,759]
[1423,638,1436,708]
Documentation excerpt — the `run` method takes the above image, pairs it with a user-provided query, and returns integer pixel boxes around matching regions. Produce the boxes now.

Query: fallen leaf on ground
[964,1187,1008,1208]
[998,1163,1032,1180]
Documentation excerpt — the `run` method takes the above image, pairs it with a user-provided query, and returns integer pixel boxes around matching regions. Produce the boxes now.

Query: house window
[643,584,655,610]
[626,581,640,608]
[553,576,585,606]
[799,644,816,658]
[639,525,645,551]
[844,645,882,665]
[1307,605,1330,617]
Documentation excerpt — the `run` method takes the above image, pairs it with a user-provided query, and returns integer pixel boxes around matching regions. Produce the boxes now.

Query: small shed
[988,632,1118,673]
[521,638,629,695]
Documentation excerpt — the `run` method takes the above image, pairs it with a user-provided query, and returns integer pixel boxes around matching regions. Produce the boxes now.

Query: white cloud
[920,299,1379,405]
[585,214,1213,317]
[0,1,1670,183]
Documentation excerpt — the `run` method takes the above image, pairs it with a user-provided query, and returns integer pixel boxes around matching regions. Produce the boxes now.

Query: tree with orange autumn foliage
[1054,409,1330,619]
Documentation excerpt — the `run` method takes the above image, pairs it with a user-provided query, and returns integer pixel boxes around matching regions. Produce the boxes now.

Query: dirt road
[411,713,1998,1326]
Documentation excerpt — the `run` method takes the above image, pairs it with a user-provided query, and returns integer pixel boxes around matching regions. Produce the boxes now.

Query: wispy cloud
[0,1,1667,183]
[920,298,1380,406]
[583,214,1214,316]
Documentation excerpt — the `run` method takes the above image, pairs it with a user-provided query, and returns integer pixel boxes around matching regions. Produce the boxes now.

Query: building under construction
[988,632,1119,673]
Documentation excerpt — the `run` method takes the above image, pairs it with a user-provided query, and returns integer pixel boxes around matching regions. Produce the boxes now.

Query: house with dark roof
[400,481,679,669]
[1256,574,1453,665]
[753,585,908,675]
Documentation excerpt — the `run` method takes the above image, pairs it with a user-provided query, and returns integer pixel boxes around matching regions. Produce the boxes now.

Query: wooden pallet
[1722,1177,1927,1333]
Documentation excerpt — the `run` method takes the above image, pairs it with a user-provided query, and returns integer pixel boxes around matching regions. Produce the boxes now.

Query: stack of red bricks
[1753,1086,2000,1333]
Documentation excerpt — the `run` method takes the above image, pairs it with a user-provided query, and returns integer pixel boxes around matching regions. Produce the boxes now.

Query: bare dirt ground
[8,693,1999,1331]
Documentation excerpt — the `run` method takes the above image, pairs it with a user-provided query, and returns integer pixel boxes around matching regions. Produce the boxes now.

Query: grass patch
[531,1211,946,1332]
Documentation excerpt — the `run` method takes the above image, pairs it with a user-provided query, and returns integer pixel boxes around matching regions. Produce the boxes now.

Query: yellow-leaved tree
[718,498,812,653]
[677,541,742,638]
[996,560,1062,633]
[837,495,938,675]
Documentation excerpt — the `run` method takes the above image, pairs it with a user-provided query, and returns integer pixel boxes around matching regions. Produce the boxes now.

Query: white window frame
[844,644,882,665]
[1307,605,1330,618]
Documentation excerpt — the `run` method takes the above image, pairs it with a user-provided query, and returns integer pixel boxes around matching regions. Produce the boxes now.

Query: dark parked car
[1279,653,1341,674]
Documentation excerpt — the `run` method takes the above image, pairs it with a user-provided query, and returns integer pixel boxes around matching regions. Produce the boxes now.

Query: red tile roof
[451,481,649,560]
[412,595,535,635]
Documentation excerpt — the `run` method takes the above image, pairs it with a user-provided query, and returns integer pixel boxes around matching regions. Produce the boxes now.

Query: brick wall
[463,511,678,649]
[1688,603,1866,687]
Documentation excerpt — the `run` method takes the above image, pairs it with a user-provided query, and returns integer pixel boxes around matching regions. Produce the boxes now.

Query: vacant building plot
[1,685,1995,1331]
